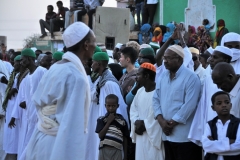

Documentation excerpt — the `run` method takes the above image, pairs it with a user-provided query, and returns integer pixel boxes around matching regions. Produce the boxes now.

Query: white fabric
[230,60,240,75]
[84,0,101,10]
[220,32,240,46]
[189,47,200,54]
[62,51,90,132]
[146,0,158,4]
[106,50,113,57]
[207,47,214,54]
[3,61,13,75]
[229,78,240,117]
[188,76,220,146]
[202,120,240,160]
[115,43,122,49]
[195,64,206,86]
[25,52,91,160]
[230,48,240,62]
[18,66,47,160]
[140,44,151,49]
[167,45,184,58]
[215,46,233,58]
[0,60,10,79]
[130,87,164,160]
[3,76,20,154]
[62,22,90,48]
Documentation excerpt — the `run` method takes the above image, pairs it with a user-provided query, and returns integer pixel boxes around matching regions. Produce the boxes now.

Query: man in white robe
[188,46,233,146]
[130,63,164,160]
[220,32,240,74]
[16,49,47,160]
[212,62,240,117]
[25,22,94,160]
[85,51,129,160]
[0,59,9,160]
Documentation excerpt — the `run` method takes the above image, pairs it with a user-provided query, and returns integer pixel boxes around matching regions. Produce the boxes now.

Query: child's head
[202,19,209,25]
[105,94,119,114]
[211,91,232,116]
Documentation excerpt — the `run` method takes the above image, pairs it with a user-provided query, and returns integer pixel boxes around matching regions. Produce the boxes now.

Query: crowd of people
[1,1,240,160]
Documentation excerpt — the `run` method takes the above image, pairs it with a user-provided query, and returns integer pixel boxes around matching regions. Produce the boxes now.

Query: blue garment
[204,24,211,31]
[162,23,175,42]
[138,23,153,44]
[153,65,201,142]
[125,82,137,105]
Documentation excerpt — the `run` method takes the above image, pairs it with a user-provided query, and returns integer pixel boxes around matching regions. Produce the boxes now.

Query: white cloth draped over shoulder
[130,87,165,160]
[25,51,91,160]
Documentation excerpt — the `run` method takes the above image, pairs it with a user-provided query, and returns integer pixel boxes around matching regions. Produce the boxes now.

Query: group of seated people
[39,0,104,39]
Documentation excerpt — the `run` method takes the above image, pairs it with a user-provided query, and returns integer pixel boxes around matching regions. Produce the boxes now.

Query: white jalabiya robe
[3,76,20,154]
[130,87,164,160]
[231,59,240,74]
[18,66,46,160]
[0,60,9,159]
[3,61,13,75]
[86,79,130,160]
[25,62,90,160]
[195,64,206,86]
[188,76,220,146]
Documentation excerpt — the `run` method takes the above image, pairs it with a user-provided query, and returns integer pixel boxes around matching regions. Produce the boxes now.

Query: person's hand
[168,119,179,128]
[135,120,146,135]
[171,28,179,40]
[208,136,213,141]
[8,117,16,129]
[107,113,115,123]
[157,116,173,136]
[210,23,215,30]
[19,101,26,109]
[0,76,8,84]
[126,86,132,93]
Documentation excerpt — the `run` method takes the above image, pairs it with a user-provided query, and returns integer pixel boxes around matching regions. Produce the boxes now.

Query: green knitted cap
[92,52,109,61]
[94,46,102,53]
[21,48,36,58]
[53,51,64,61]
[14,55,22,61]
[140,48,155,56]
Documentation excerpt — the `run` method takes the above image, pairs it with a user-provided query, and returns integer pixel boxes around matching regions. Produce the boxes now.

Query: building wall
[155,0,240,33]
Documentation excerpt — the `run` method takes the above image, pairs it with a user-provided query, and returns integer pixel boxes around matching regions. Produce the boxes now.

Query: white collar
[229,78,240,97]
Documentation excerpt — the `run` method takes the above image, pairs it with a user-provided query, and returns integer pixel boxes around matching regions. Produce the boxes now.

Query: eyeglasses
[162,56,179,61]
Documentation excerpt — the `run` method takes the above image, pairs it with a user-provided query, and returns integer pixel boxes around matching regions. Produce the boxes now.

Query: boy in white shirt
[202,91,240,160]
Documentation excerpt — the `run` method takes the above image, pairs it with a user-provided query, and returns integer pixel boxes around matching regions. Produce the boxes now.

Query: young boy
[202,91,240,160]
[95,94,129,160]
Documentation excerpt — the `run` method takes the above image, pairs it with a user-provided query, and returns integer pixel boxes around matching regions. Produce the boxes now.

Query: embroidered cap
[140,62,156,72]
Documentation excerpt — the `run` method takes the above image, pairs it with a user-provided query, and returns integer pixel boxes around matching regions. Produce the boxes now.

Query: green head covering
[140,48,155,56]
[92,52,109,61]
[21,48,36,58]
[14,55,22,61]
[53,51,64,61]
[94,46,102,53]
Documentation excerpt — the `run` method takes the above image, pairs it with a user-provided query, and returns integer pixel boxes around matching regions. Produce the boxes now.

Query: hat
[149,42,160,49]
[53,51,64,61]
[214,46,233,58]
[21,48,36,58]
[14,55,21,61]
[94,46,102,53]
[62,22,90,48]
[140,44,151,50]
[189,47,200,54]
[140,62,156,72]
[207,47,214,54]
[115,43,123,49]
[220,32,240,46]
[167,45,184,58]
[140,48,155,56]
[92,52,109,61]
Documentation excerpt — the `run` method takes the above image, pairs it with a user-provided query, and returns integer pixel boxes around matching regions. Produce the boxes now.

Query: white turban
[115,43,123,49]
[62,22,90,48]
[140,44,151,50]
[214,46,233,58]
[189,47,200,54]
[207,47,214,54]
[167,45,184,58]
[220,32,240,46]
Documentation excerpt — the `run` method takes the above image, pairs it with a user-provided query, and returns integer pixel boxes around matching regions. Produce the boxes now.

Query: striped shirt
[96,113,129,150]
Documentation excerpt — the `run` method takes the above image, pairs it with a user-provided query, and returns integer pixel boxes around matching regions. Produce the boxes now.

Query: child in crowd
[202,91,240,160]
[96,94,129,160]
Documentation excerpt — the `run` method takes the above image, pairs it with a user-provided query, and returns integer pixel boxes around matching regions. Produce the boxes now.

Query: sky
[0,0,117,50]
